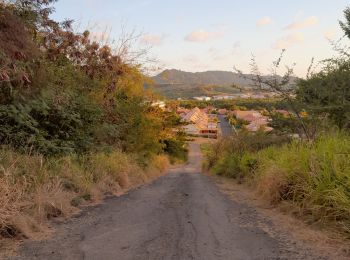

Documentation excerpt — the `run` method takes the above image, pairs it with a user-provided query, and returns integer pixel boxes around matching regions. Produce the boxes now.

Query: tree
[234,51,312,140]
[0,0,177,157]
[296,6,350,130]
[340,7,350,39]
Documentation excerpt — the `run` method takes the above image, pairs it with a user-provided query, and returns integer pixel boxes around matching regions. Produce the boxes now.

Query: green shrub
[163,138,188,163]
[0,92,100,155]
[207,133,289,177]
[212,153,242,178]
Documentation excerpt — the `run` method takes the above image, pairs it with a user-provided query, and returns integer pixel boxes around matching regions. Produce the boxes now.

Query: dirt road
[12,140,324,260]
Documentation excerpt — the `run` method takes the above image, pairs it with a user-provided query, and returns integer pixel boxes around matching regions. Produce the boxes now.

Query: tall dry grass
[254,133,350,233]
[207,132,350,235]
[0,148,169,240]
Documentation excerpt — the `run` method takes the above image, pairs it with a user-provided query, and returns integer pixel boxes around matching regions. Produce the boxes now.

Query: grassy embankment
[0,149,169,240]
[204,132,350,235]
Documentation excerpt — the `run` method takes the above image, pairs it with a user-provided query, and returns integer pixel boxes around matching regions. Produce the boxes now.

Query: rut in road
[12,140,323,260]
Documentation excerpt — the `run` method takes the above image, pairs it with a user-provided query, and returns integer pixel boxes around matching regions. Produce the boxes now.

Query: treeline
[0,0,186,241]
[179,98,290,111]
[205,7,350,236]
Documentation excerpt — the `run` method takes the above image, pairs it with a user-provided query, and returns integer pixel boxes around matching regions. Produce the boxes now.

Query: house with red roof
[233,110,273,132]
[181,107,218,138]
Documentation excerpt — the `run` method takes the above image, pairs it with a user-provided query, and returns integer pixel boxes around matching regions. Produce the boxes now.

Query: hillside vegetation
[0,0,186,242]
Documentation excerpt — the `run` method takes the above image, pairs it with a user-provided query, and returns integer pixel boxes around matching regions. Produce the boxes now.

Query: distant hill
[152,69,248,86]
[148,83,242,99]
[150,69,297,99]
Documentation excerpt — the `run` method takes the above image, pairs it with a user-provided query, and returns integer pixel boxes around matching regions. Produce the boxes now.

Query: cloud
[185,29,224,42]
[140,34,165,46]
[272,32,304,49]
[284,16,318,30]
[256,16,273,27]
[323,28,337,40]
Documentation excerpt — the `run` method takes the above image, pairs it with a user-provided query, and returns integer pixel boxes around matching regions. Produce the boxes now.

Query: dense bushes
[297,59,350,129]
[163,137,188,163]
[0,1,188,158]
[0,1,179,158]
[0,91,100,155]
[206,132,350,234]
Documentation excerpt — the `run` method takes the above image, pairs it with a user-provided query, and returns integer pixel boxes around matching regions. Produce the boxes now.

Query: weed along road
[13,140,322,260]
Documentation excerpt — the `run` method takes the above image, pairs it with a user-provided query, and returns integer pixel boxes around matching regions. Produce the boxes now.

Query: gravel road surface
[12,141,323,260]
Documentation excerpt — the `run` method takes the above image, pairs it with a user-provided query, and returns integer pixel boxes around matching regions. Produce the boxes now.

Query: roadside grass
[200,143,213,170]
[205,132,350,236]
[0,149,169,241]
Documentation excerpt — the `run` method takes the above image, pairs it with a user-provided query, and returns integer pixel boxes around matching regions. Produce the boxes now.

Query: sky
[51,0,350,77]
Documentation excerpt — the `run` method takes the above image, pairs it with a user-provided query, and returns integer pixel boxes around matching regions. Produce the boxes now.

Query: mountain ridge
[152,69,252,87]
[149,69,297,99]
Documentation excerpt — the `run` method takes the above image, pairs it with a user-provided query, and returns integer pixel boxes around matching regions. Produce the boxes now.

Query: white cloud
[273,32,305,49]
[284,16,318,30]
[256,16,273,27]
[185,29,224,42]
[323,28,337,40]
[140,34,165,46]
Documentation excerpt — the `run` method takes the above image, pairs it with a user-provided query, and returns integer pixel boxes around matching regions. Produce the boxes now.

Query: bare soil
[8,139,346,260]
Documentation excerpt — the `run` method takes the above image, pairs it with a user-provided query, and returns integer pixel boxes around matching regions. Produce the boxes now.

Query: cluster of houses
[193,92,279,101]
[177,106,289,136]
[177,107,218,138]
[232,110,273,132]
[150,97,294,137]
[193,96,212,101]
